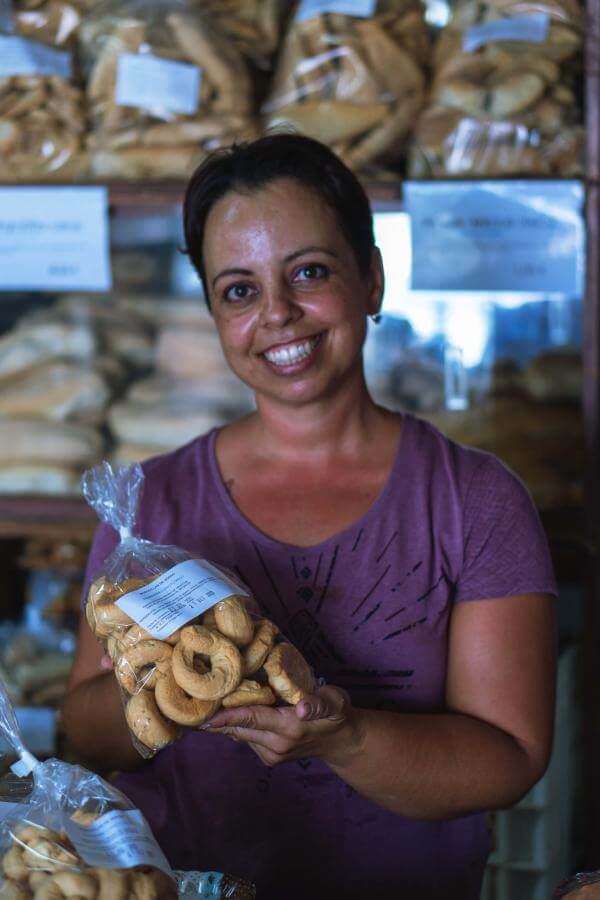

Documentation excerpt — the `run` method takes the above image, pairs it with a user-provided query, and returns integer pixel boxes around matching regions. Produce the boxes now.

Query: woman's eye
[294,263,328,282]
[223,283,253,302]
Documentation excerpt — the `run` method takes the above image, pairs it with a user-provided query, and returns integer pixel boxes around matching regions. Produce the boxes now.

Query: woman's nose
[259,285,302,328]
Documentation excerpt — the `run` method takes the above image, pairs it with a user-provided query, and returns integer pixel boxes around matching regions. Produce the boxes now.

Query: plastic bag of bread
[81,461,317,757]
[13,0,82,48]
[0,0,87,179]
[79,0,258,179]
[262,0,429,174]
[408,0,583,177]
[0,678,177,899]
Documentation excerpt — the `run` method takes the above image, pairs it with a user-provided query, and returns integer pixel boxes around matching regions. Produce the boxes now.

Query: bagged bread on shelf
[0,319,95,381]
[0,678,178,899]
[79,0,258,179]
[0,361,110,422]
[408,0,583,176]
[13,0,82,48]
[0,419,101,468]
[262,0,430,174]
[0,1,87,179]
[82,462,317,757]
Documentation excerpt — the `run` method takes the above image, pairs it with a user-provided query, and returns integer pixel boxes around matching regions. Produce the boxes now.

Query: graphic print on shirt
[238,533,452,709]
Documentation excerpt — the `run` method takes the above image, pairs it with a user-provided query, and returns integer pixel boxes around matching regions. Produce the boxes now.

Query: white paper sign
[296,0,376,22]
[64,809,173,876]
[463,13,550,51]
[0,35,72,78]
[115,53,201,115]
[115,559,248,640]
[0,187,112,291]
[405,180,584,294]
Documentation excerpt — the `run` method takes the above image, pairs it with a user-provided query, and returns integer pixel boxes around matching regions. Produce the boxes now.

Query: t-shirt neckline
[207,413,415,553]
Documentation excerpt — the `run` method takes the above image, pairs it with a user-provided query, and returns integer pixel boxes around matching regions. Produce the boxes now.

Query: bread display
[0,0,87,180]
[263,0,429,174]
[79,0,258,179]
[192,0,288,70]
[408,0,583,176]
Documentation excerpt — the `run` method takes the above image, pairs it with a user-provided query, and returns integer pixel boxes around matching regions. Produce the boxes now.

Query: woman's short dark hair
[182,133,375,310]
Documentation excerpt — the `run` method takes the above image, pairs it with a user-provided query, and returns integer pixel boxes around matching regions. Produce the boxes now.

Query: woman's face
[202,177,383,408]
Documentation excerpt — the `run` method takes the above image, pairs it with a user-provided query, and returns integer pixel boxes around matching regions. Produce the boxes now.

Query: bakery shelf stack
[408,0,584,177]
[262,0,430,175]
[79,0,258,179]
[0,0,88,180]
[107,298,254,464]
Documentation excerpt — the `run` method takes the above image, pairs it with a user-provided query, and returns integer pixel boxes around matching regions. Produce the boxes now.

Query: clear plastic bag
[408,0,583,176]
[0,0,88,179]
[191,0,288,72]
[79,0,258,179]
[262,0,429,174]
[81,462,317,758]
[0,678,178,899]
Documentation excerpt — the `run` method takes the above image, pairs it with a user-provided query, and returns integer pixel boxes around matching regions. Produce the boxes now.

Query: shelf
[0,496,96,540]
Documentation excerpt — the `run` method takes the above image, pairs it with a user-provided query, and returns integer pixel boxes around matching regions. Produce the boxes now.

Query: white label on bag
[295,0,376,22]
[115,53,201,115]
[463,13,550,52]
[64,809,173,877]
[115,559,249,639]
[0,35,72,78]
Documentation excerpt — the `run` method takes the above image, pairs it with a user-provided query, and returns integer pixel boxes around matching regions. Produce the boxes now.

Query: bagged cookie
[81,462,317,758]
[262,0,429,175]
[0,678,177,899]
[79,0,258,179]
[408,0,583,176]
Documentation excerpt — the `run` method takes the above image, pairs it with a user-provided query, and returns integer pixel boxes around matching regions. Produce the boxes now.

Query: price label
[404,180,584,294]
[295,0,376,22]
[0,187,112,291]
[64,809,173,876]
[115,53,201,115]
[463,13,550,51]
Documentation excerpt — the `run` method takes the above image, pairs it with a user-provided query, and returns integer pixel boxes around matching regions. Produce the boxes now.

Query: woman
[63,134,557,899]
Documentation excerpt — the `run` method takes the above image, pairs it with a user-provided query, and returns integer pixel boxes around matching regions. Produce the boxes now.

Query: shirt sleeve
[455,454,558,603]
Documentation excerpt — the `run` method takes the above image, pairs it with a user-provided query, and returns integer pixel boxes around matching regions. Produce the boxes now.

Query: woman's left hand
[202,685,363,768]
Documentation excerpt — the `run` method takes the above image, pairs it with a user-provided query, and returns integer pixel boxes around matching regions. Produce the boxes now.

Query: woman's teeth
[263,336,320,367]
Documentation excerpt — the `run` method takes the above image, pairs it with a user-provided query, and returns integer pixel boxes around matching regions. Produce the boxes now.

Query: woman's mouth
[262,334,322,369]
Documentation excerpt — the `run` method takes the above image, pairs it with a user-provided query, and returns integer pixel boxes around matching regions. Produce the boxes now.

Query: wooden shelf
[0,496,96,540]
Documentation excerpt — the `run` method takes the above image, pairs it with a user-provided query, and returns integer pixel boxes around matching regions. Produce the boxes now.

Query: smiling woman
[62,134,558,900]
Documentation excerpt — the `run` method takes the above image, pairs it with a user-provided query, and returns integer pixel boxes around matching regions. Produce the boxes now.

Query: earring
[370,313,382,324]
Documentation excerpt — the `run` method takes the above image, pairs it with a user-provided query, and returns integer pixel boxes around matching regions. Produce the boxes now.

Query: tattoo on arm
[225,479,235,494]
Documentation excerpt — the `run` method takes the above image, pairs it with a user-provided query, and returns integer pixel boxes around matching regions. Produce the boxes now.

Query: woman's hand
[202,685,364,769]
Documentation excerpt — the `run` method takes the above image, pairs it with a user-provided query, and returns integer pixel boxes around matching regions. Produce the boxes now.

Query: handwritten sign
[404,180,584,294]
[0,187,112,291]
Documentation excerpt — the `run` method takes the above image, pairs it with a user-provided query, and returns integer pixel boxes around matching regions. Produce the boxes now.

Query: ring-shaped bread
[155,667,219,726]
[90,867,129,900]
[125,689,179,751]
[172,625,242,701]
[213,596,254,647]
[263,642,316,705]
[32,871,97,899]
[115,640,173,695]
[221,679,276,708]
[242,619,279,676]
[0,879,30,899]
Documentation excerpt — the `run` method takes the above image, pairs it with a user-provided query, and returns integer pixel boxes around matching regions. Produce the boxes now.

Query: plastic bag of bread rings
[78,0,258,180]
[189,0,289,73]
[261,0,430,175]
[0,0,88,180]
[81,461,317,758]
[0,678,178,899]
[408,0,584,177]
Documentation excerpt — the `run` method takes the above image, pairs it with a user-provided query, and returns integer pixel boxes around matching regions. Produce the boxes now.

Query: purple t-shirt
[83,414,557,899]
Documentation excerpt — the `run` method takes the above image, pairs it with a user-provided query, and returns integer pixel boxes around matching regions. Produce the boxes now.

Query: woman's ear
[366,247,385,317]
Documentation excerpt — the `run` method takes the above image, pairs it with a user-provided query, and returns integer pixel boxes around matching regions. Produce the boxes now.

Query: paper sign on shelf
[0,187,112,291]
[115,53,201,115]
[63,809,172,876]
[295,0,376,22]
[404,180,584,295]
[0,35,71,79]
[463,13,550,52]
[115,559,249,640]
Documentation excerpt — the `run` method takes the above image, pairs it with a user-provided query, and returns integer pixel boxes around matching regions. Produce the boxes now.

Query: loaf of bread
[408,0,583,177]
[0,360,110,421]
[263,0,429,173]
[0,418,102,466]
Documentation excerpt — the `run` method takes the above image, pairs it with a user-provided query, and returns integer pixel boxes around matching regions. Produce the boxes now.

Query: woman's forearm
[60,673,142,772]
[326,708,547,820]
